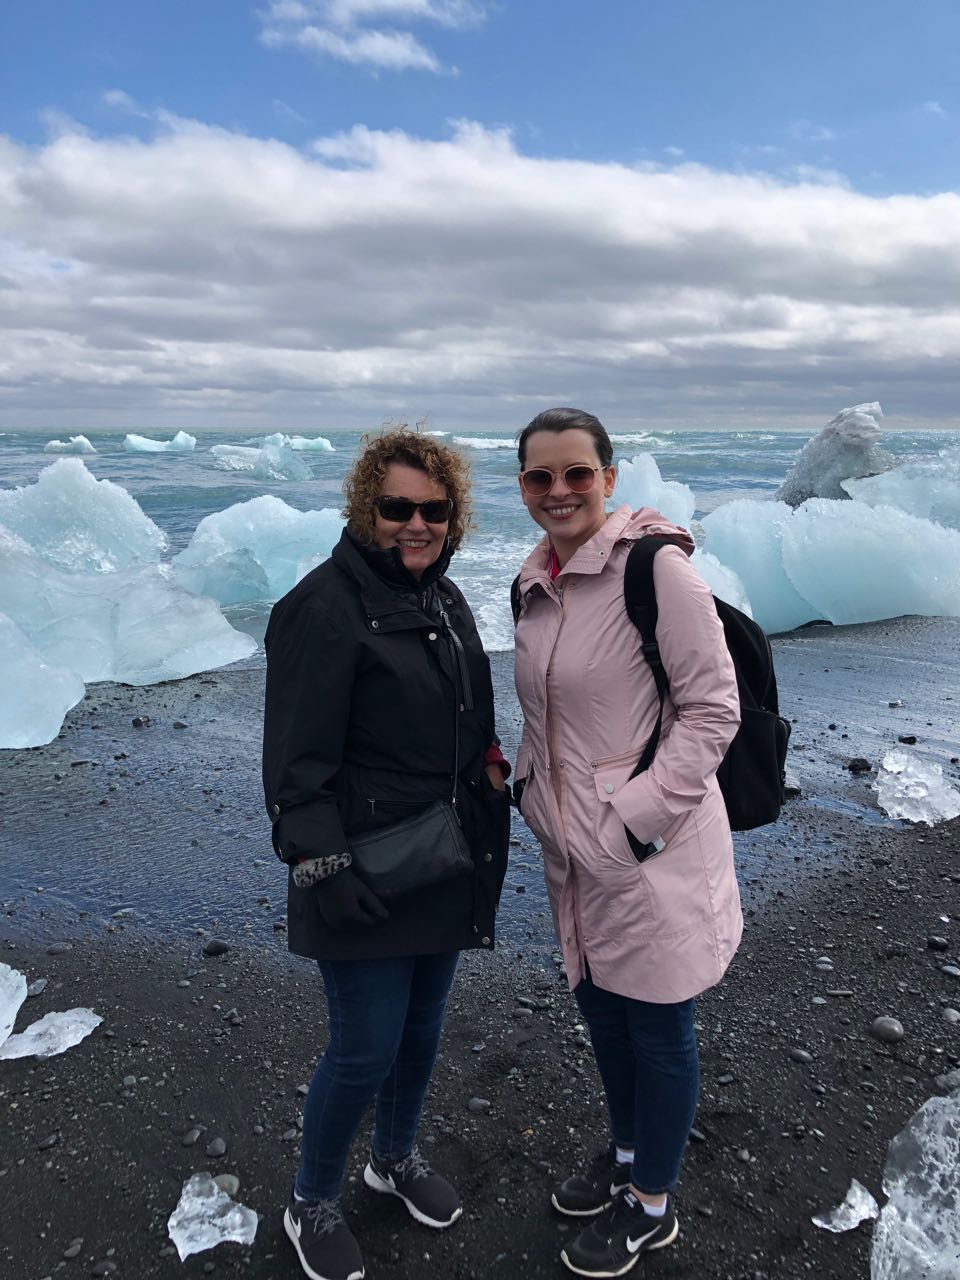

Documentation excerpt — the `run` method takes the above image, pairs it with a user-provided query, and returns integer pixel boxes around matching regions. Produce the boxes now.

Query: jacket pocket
[592,752,645,867]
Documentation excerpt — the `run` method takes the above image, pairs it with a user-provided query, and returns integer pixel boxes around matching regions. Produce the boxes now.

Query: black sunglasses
[519,465,602,496]
[374,495,453,524]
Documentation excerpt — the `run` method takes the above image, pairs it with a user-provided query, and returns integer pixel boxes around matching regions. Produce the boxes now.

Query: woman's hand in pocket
[484,762,508,792]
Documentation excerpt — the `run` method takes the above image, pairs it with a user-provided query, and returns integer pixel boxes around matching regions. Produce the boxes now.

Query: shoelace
[302,1199,346,1236]
[392,1149,432,1183]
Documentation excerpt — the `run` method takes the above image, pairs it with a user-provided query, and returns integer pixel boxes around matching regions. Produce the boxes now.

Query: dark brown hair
[517,407,614,468]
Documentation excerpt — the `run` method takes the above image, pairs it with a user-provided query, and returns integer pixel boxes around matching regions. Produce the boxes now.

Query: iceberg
[843,448,960,531]
[43,435,96,455]
[0,526,255,688]
[167,1173,258,1261]
[0,963,27,1044]
[286,434,335,452]
[812,1179,880,1233]
[0,613,86,749]
[123,430,197,453]
[210,432,311,481]
[172,495,343,605]
[0,458,167,573]
[776,402,893,506]
[614,453,696,531]
[690,550,753,616]
[870,1088,960,1280]
[873,749,960,825]
[0,1007,102,1060]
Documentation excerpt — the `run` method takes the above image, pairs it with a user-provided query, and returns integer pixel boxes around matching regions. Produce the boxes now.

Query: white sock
[614,1146,634,1165]
[640,1197,667,1217]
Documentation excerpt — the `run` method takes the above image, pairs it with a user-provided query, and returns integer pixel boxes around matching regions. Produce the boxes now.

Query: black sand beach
[3,620,960,1280]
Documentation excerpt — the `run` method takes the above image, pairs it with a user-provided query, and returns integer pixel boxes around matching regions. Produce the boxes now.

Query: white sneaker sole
[551,1182,631,1217]
[362,1162,462,1229]
[559,1217,679,1277]
[283,1206,364,1280]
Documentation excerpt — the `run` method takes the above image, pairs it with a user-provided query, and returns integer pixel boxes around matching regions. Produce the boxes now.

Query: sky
[1,0,959,433]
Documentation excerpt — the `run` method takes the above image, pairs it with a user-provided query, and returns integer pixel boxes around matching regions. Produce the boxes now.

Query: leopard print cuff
[292,852,352,887]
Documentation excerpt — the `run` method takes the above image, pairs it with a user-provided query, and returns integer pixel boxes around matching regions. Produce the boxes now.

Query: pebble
[846,757,872,774]
[941,965,960,978]
[736,1148,751,1163]
[467,1097,491,1113]
[26,978,47,998]
[296,1084,310,1096]
[471,1043,485,1053]
[282,1128,299,1141]
[826,989,855,997]
[202,939,231,957]
[181,1127,202,1146]
[122,1075,137,1087]
[789,1048,814,1064]
[928,936,950,952]
[943,1008,960,1025]
[717,1073,736,1085]
[206,1137,226,1157]
[62,1240,83,1259]
[214,1174,240,1197]
[46,943,72,956]
[176,980,191,988]
[131,715,151,728]
[687,1127,706,1143]
[173,720,188,729]
[37,1134,59,1150]
[91,1263,117,1277]
[898,734,918,744]
[871,1016,905,1044]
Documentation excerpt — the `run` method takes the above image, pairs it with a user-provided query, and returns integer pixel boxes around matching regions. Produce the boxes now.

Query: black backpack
[510,535,791,840]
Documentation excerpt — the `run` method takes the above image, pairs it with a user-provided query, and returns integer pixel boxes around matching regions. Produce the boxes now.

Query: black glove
[314,867,389,930]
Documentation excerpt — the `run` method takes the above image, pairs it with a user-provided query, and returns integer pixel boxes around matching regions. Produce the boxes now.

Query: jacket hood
[333,525,453,597]
[518,504,694,590]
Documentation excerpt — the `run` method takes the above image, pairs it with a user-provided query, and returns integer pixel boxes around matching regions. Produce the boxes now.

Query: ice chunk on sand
[701,499,817,634]
[843,448,960,531]
[0,1007,102,1059]
[167,1173,258,1261]
[812,1179,880,1232]
[0,526,255,688]
[210,433,310,481]
[173,495,343,604]
[286,434,335,452]
[43,435,96,454]
[0,963,27,1044]
[870,1088,960,1279]
[615,454,696,531]
[0,613,86,749]
[776,403,893,506]
[873,750,960,825]
[0,458,167,573]
[123,430,196,453]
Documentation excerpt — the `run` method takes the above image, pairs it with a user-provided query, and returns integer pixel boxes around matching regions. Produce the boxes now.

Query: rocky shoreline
[3,805,959,1280]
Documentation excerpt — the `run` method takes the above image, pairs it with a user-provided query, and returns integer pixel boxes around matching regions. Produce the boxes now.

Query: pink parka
[513,505,743,1003]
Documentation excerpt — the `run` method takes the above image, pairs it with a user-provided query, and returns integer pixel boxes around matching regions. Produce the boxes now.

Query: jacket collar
[518,505,636,595]
[331,526,453,622]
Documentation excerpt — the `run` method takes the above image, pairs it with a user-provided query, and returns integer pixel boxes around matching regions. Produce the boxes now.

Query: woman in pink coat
[512,407,743,1277]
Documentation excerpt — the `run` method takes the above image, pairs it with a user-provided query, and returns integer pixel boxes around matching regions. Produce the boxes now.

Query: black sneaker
[560,1189,678,1277]
[552,1144,632,1216]
[363,1148,461,1228]
[283,1192,364,1280]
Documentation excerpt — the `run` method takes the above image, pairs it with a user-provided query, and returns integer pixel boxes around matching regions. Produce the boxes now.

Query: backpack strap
[623,537,678,780]
[510,572,522,625]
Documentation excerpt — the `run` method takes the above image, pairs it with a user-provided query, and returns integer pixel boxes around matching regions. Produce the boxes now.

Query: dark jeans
[295,951,459,1202]
[574,973,699,1195]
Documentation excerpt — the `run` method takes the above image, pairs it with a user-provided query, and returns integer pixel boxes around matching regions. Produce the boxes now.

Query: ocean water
[0,425,952,653]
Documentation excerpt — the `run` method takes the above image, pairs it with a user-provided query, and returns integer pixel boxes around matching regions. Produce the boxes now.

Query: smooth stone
[942,1008,960,1025]
[202,938,231,957]
[214,1174,240,1197]
[122,1075,136,1087]
[717,1074,736,1085]
[46,943,72,956]
[26,978,47,998]
[467,1097,491,1113]
[927,937,950,952]
[181,1127,201,1146]
[91,1264,117,1277]
[789,1048,814,1063]
[871,1016,905,1043]
[687,1127,707,1143]
[206,1137,226,1157]
[62,1241,83,1259]
[941,965,960,978]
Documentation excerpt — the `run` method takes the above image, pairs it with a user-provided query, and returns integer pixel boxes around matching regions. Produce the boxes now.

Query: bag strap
[623,537,676,780]
[510,573,522,625]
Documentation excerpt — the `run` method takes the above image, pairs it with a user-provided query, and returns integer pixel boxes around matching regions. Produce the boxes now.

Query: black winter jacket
[262,527,510,961]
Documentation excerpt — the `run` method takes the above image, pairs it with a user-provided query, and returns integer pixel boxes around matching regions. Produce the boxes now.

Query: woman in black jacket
[263,429,510,1280]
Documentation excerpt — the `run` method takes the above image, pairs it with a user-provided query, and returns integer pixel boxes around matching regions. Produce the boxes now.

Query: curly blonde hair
[343,428,473,551]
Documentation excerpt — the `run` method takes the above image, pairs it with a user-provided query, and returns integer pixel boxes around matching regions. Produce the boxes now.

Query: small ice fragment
[43,435,97,454]
[0,1008,101,1059]
[873,750,960,826]
[870,1089,960,1279]
[812,1179,879,1232]
[123,431,196,453]
[167,1172,258,1261]
[0,963,28,1044]
[286,434,335,452]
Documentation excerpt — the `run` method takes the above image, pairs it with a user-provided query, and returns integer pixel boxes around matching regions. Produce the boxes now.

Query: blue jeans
[295,951,459,1202]
[574,973,699,1195]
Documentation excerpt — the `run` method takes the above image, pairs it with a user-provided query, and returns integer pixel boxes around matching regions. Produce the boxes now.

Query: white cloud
[102,89,147,116]
[788,120,837,144]
[1,117,960,429]
[922,99,946,117]
[259,0,484,73]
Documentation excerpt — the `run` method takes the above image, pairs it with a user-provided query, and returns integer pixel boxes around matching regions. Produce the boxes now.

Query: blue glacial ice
[873,750,960,825]
[43,434,97,454]
[167,1173,258,1261]
[870,1087,960,1279]
[286,434,335,452]
[843,449,960,530]
[172,495,343,605]
[0,963,26,1044]
[210,432,310,481]
[0,962,102,1060]
[123,430,197,453]
[776,403,893,505]
[0,458,167,572]
[0,613,85,749]
[615,452,696,530]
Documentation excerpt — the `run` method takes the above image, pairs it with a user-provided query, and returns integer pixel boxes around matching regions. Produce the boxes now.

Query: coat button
[371,620,379,628]
[273,804,281,814]
[481,936,491,946]
[604,783,615,794]
[483,853,492,862]
[428,632,438,640]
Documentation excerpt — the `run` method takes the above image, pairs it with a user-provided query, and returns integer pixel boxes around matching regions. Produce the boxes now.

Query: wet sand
[2,616,960,1279]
